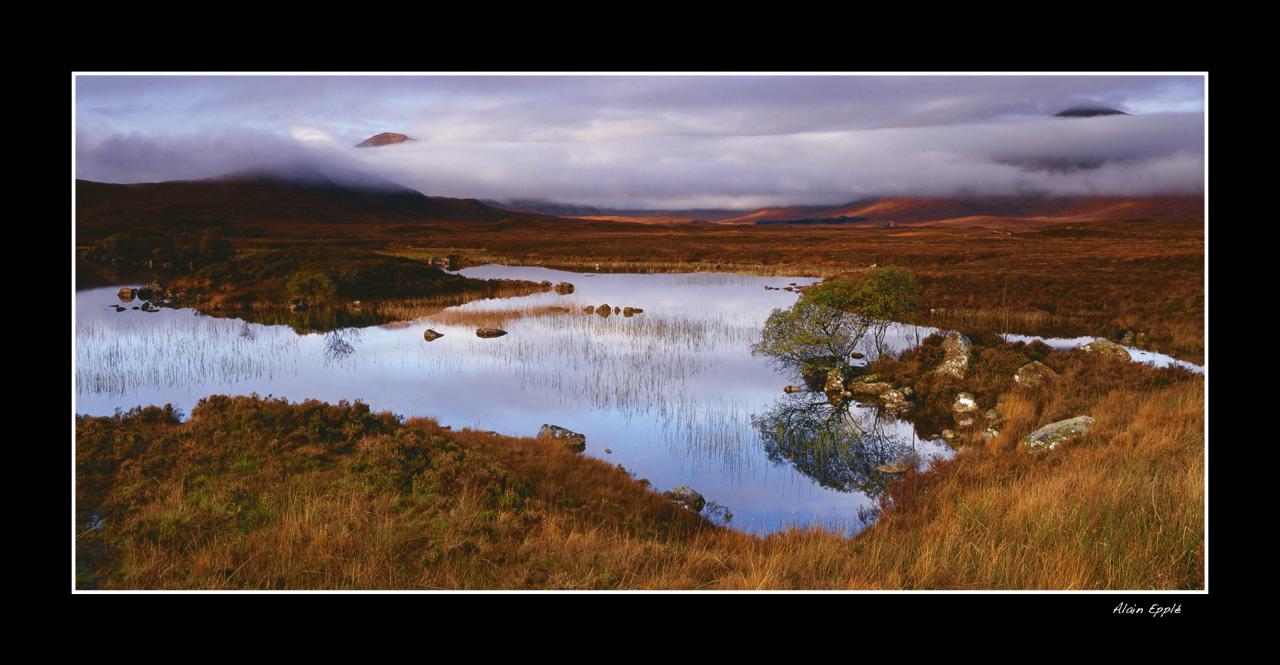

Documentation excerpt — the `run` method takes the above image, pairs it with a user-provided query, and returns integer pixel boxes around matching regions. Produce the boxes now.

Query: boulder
[935,332,972,379]
[662,485,706,513]
[583,305,596,314]
[952,392,978,414]
[941,429,956,441]
[117,287,136,302]
[847,376,894,397]
[476,327,508,338]
[623,306,636,317]
[536,424,586,452]
[881,389,911,414]
[783,385,804,394]
[423,329,444,342]
[596,303,612,318]
[1081,339,1131,361]
[1024,416,1095,451]
[801,356,844,390]
[1013,360,1060,388]
[554,282,575,295]
[136,287,155,301]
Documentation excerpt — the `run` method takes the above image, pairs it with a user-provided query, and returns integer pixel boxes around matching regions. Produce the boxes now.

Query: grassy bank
[76,343,1203,589]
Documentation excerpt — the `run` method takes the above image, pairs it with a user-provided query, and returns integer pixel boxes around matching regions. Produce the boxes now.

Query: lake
[73,264,1199,534]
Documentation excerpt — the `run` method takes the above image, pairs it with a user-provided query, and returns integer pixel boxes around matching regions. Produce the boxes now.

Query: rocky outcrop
[536,424,586,452]
[1082,339,1131,361]
[1024,416,1095,451]
[935,332,971,379]
[1014,360,1059,388]
[662,485,706,512]
[423,329,443,342]
[476,327,508,338]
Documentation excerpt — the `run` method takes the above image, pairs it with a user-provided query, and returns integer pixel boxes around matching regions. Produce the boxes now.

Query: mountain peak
[1054,107,1129,118]
[355,132,414,148]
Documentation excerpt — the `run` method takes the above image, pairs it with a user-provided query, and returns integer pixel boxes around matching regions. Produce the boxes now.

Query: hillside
[76,174,545,237]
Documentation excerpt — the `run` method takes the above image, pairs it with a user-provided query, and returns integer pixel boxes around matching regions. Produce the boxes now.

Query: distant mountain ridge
[77,170,541,233]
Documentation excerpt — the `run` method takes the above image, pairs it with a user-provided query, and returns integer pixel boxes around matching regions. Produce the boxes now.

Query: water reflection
[753,393,929,499]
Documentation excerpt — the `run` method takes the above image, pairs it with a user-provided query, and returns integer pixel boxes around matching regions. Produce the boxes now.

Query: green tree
[753,266,920,371]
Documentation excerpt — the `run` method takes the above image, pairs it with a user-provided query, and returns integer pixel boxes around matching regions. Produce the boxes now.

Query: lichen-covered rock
[935,332,972,379]
[476,327,507,338]
[881,389,910,414]
[1024,416,1095,451]
[663,485,706,512]
[423,329,443,341]
[536,424,586,452]
[952,392,978,414]
[1014,360,1060,388]
[847,375,893,397]
[1081,339,1131,361]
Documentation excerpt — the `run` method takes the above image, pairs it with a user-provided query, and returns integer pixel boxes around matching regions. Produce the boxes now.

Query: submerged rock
[877,454,917,474]
[1082,339,1131,361]
[1014,360,1060,388]
[536,424,586,452]
[935,332,972,379]
[1025,416,1095,451]
[476,327,508,338]
[662,485,706,513]
[423,329,444,341]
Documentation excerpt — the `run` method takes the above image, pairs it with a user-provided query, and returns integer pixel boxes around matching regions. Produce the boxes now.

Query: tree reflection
[752,393,918,498]
[323,329,358,363]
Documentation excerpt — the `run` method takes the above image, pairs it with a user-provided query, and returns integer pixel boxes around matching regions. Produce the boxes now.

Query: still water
[73,265,1198,534]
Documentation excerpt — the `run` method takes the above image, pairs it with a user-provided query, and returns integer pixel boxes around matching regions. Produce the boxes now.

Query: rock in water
[583,305,596,314]
[537,424,586,452]
[117,287,136,302]
[596,303,612,318]
[1081,339,1131,361]
[1024,416,1095,451]
[475,327,508,338]
[663,485,706,513]
[877,455,916,474]
[554,282,575,295]
[881,389,910,414]
[783,385,804,394]
[1013,360,1059,388]
[423,329,443,341]
[935,332,971,379]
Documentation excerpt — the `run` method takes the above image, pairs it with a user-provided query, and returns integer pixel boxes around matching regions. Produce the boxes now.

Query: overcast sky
[75,74,1205,209]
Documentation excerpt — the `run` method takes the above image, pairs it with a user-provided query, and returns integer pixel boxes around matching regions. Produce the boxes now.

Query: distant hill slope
[77,174,540,233]
[708,195,1204,227]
